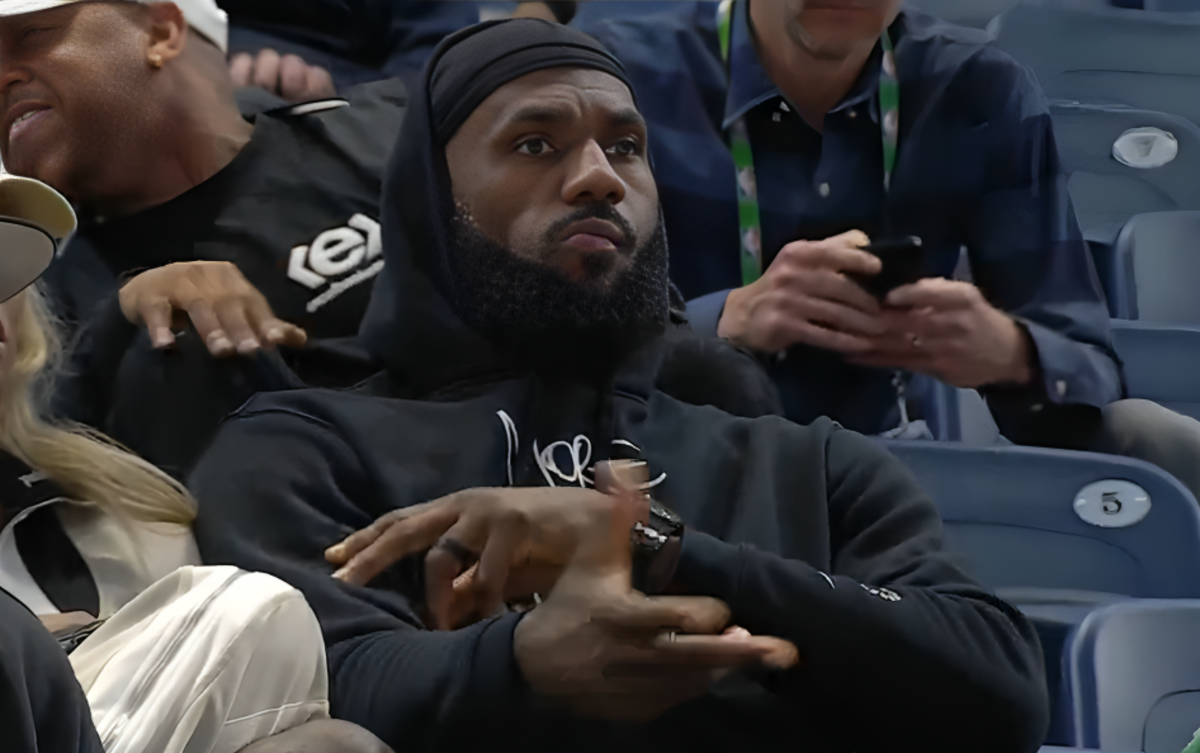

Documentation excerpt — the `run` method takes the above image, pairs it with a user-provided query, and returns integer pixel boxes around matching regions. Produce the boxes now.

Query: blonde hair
[0,286,195,526]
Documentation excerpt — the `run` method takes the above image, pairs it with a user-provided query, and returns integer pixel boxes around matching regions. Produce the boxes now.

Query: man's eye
[517,138,551,156]
[608,138,642,156]
[22,27,51,40]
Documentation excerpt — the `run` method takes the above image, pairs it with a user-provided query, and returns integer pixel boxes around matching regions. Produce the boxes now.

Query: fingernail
[237,338,260,354]
[332,568,348,580]
[266,328,284,343]
[326,544,344,558]
[153,327,174,348]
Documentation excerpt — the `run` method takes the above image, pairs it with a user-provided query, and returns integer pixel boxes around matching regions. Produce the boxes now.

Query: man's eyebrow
[608,108,647,130]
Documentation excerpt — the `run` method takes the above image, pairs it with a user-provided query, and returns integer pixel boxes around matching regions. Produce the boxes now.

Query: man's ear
[142,2,189,69]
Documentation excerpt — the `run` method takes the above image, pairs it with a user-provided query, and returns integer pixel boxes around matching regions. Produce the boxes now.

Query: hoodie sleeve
[188,407,531,751]
[671,428,1049,753]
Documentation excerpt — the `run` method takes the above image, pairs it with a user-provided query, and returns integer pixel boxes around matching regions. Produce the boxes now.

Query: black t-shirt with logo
[42,81,406,474]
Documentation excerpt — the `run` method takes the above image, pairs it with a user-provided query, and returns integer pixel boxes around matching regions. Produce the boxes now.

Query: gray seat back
[1113,212,1200,322]
[992,3,1200,125]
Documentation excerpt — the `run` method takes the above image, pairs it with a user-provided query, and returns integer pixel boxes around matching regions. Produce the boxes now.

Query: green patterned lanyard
[718,0,900,286]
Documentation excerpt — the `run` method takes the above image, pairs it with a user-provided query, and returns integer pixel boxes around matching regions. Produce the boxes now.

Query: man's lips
[559,218,627,253]
[6,105,51,145]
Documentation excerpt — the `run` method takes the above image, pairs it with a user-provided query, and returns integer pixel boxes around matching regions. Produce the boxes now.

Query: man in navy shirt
[583,0,1200,493]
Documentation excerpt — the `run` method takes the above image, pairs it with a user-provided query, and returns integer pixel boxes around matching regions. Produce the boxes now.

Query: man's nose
[560,141,626,206]
[0,54,33,96]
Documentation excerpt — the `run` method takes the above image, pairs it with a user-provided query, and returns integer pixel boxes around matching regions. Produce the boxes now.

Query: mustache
[542,204,639,250]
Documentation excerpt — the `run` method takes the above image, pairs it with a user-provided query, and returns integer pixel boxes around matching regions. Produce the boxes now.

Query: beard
[445,204,670,379]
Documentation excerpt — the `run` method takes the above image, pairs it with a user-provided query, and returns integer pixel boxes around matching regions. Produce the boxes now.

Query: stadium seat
[882,441,1200,597]
[1110,320,1200,422]
[884,440,1200,748]
[991,3,1200,126]
[1068,600,1200,752]
[1049,106,1200,309]
[1110,211,1200,322]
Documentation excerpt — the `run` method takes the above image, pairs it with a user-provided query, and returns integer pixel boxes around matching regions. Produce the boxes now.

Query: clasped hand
[718,231,1032,389]
[325,479,799,721]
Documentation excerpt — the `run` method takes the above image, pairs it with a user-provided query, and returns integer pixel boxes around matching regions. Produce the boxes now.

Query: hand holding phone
[847,236,924,300]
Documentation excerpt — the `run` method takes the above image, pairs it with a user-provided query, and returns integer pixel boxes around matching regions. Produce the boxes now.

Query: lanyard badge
[717,0,900,286]
[718,1,916,435]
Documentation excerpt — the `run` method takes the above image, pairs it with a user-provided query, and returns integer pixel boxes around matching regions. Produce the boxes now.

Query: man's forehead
[481,67,640,126]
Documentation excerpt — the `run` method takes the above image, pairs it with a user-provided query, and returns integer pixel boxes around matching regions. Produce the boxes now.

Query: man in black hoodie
[190,19,1049,753]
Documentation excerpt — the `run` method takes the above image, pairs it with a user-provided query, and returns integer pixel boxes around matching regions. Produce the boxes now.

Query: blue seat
[1111,212,1200,322]
[882,440,1200,598]
[1048,106,1200,312]
[992,3,1200,126]
[1111,320,1200,422]
[884,440,1200,748]
[1069,600,1200,752]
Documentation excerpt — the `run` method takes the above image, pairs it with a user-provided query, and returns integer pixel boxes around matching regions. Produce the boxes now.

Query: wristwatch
[631,498,684,594]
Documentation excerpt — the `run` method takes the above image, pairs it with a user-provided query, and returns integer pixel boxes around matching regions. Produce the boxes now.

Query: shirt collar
[722,0,885,130]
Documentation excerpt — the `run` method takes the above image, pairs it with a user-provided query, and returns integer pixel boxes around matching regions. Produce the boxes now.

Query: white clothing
[72,565,329,753]
[0,494,329,753]
[0,496,199,618]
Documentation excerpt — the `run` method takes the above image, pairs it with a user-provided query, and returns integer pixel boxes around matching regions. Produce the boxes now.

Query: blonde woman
[0,177,389,753]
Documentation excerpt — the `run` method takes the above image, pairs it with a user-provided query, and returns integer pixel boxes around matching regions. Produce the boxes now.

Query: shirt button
[1056,380,1068,398]
[848,108,858,119]
[818,182,831,198]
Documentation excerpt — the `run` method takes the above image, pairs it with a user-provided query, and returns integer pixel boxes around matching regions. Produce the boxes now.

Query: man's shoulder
[244,78,408,156]
[898,8,1042,99]
[649,388,843,448]
[226,386,383,434]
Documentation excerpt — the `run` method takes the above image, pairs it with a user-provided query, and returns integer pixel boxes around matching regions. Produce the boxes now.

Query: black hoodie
[190,20,1048,753]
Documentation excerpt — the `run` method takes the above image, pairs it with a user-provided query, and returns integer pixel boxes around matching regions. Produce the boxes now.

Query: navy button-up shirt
[584,3,1122,436]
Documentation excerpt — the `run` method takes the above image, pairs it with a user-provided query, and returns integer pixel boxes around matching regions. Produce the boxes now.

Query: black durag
[429,19,670,378]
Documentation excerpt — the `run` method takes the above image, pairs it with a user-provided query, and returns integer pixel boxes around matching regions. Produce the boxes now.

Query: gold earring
[149,54,163,70]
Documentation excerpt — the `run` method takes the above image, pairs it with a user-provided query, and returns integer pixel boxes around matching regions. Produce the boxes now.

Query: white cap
[0,1,228,53]
[0,174,76,302]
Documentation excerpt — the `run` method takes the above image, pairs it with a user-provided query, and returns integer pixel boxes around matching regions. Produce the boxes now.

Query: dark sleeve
[0,588,104,753]
[50,293,138,430]
[672,428,1048,753]
[188,409,530,751]
[959,52,1122,445]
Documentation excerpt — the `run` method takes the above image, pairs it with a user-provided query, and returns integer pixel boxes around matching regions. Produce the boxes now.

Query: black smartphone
[848,236,924,300]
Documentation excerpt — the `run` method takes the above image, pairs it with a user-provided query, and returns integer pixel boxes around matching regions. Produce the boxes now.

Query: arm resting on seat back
[672,429,1049,753]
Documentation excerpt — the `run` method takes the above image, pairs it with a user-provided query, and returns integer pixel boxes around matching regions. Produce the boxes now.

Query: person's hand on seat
[717,230,887,354]
[229,49,336,103]
[847,277,1034,389]
[119,261,307,358]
